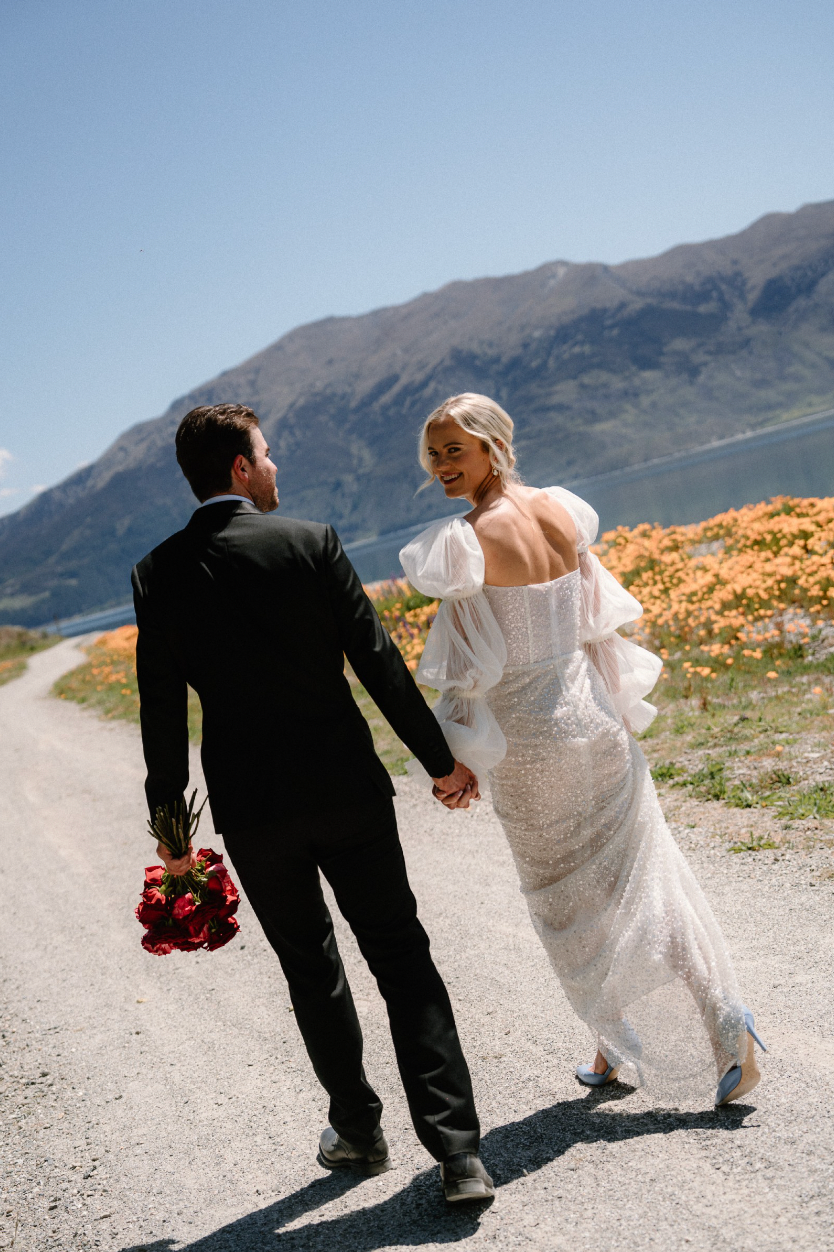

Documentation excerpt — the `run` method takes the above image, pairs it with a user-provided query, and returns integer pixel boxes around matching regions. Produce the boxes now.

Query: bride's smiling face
[426,417,496,502]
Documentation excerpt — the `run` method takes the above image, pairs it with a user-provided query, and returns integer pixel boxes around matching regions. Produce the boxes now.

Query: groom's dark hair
[176,404,260,502]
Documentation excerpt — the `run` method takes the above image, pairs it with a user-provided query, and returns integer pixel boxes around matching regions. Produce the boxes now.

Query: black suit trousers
[223,797,480,1161]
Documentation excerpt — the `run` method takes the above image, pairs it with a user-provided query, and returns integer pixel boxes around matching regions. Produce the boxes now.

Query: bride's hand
[157,841,197,877]
[432,762,481,810]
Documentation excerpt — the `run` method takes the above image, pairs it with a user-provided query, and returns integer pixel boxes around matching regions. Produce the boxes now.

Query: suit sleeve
[132,565,190,820]
[322,526,456,780]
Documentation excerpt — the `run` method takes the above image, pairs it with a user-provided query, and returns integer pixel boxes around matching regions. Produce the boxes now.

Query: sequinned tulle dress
[401,487,748,1091]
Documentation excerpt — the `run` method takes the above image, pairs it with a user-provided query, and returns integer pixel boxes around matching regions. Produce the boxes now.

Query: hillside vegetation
[3,200,834,625]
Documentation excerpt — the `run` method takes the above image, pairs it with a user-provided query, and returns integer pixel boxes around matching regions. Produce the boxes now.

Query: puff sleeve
[400,516,508,776]
[544,487,663,733]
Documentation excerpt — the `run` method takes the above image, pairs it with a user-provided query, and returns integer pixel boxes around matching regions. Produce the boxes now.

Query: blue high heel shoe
[715,1007,767,1107]
[576,1061,619,1087]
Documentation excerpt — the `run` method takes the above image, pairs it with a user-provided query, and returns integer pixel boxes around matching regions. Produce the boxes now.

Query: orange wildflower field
[365,577,438,673]
[55,495,834,704]
[369,495,834,677]
[52,498,834,825]
[599,495,834,664]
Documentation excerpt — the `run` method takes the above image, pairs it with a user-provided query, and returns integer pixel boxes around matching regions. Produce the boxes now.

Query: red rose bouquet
[136,790,240,955]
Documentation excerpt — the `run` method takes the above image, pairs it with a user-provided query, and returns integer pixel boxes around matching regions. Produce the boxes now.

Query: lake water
[569,407,834,536]
[47,408,834,633]
[346,407,834,580]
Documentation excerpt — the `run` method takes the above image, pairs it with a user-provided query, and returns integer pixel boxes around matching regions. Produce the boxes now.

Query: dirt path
[1,640,832,1252]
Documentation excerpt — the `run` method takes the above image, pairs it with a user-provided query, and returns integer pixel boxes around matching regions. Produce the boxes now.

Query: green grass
[650,761,685,783]
[774,783,834,821]
[0,626,57,686]
[52,621,834,824]
[53,636,422,768]
[53,634,202,741]
[727,833,780,854]
[639,646,834,839]
[345,667,438,775]
[665,758,795,808]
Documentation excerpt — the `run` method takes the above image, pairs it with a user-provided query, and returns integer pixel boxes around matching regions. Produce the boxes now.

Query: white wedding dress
[401,487,747,1091]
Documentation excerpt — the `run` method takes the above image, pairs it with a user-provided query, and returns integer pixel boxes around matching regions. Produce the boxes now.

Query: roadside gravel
[1,640,832,1252]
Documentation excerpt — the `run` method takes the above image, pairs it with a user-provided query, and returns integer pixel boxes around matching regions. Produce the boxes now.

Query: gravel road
[1,639,832,1252]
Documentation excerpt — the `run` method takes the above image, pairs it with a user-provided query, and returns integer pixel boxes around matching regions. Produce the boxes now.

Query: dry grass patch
[0,626,57,686]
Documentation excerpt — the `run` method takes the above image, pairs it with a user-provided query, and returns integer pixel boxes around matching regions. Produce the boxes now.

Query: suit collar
[185,498,261,531]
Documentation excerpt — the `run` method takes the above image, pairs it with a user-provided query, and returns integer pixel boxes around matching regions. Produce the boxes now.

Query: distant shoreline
[40,405,834,634]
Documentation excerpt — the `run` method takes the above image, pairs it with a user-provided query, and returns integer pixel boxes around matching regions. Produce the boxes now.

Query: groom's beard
[251,481,280,512]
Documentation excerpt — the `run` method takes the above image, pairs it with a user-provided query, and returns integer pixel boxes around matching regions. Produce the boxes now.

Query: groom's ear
[230,452,250,487]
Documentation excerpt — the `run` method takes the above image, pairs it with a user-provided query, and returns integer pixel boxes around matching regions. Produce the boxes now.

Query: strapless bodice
[483,568,582,666]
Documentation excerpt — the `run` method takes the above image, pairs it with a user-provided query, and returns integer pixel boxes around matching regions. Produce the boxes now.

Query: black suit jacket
[131,500,454,832]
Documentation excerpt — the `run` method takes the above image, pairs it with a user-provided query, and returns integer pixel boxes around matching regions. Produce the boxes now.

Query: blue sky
[1,0,832,515]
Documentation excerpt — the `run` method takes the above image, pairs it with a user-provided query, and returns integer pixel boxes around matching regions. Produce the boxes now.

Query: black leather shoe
[440,1152,495,1202]
[317,1126,393,1176]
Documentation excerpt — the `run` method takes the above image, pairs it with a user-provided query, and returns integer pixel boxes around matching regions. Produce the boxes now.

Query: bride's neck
[469,472,504,509]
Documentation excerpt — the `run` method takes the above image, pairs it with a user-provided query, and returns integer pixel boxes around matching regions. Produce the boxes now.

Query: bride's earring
[492,467,499,476]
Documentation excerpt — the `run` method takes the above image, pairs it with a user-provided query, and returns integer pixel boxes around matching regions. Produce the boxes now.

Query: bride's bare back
[466,485,579,587]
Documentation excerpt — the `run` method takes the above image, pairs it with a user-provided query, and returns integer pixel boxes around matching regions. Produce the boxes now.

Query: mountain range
[2,199,834,626]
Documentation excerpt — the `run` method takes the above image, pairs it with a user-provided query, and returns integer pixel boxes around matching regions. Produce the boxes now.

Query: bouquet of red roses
[136,790,240,955]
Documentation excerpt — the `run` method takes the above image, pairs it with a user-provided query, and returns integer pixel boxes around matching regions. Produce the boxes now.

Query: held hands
[156,840,198,877]
[431,760,481,810]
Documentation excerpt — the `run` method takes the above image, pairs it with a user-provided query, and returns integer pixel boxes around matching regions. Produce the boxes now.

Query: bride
[400,393,766,1106]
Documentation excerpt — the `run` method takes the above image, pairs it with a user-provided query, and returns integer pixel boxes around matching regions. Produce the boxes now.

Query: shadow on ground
[121,1091,755,1252]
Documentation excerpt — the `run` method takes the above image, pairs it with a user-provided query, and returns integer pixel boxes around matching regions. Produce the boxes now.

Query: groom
[131,403,493,1203]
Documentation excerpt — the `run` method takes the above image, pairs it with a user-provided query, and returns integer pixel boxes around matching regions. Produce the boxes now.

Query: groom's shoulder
[132,526,192,588]
[238,511,329,542]
[227,510,331,560]
[133,511,332,581]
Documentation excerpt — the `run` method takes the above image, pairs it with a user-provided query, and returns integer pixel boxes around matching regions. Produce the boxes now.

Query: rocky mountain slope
[2,199,833,625]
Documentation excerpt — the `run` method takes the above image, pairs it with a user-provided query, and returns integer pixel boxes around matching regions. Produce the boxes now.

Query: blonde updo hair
[418,392,520,492]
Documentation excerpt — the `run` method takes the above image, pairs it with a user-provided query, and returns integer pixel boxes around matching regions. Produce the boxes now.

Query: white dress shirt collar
[197,493,253,509]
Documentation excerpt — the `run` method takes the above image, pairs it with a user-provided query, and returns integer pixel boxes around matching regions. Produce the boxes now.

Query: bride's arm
[415,593,508,776]
[401,515,509,777]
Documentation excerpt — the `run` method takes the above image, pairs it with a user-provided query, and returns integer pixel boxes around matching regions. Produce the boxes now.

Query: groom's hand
[431,761,480,810]
[157,841,197,877]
